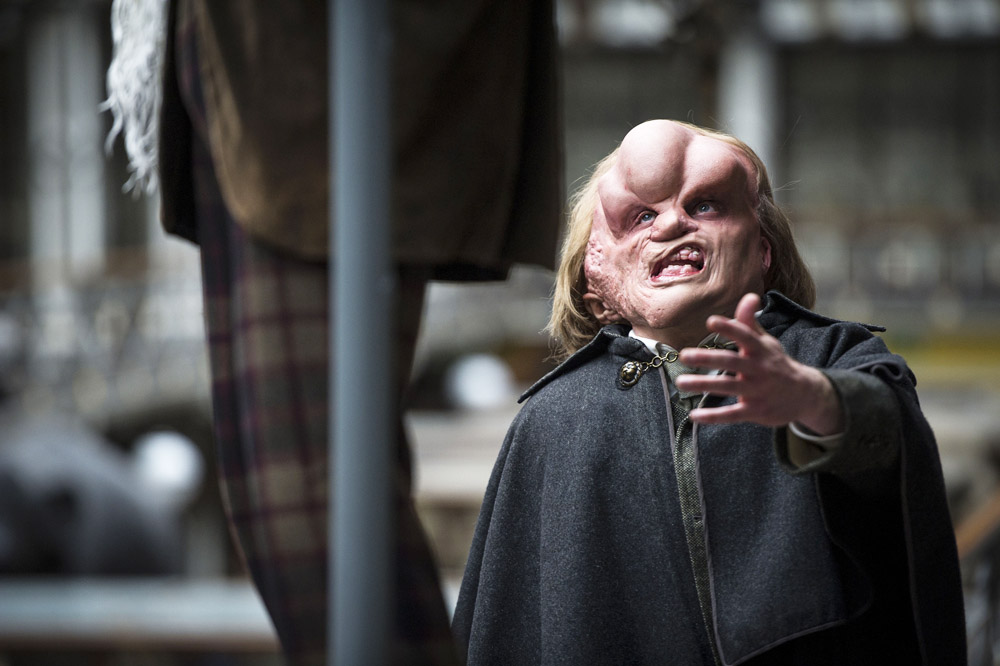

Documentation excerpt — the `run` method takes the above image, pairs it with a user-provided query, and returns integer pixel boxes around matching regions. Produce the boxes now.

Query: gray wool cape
[453,291,965,665]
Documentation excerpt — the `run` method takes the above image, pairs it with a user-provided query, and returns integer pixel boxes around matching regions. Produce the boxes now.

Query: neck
[630,322,709,351]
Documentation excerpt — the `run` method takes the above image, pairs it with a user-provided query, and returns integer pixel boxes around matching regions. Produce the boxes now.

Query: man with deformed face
[453,120,966,665]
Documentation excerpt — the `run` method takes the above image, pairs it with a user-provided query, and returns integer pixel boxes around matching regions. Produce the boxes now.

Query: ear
[583,292,623,325]
[760,236,772,273]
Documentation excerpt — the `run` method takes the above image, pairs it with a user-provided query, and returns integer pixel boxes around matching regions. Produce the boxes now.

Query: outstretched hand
[675,293,844,435]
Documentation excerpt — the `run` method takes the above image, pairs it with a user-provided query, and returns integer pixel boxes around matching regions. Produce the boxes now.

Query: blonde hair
[547,121,816,361]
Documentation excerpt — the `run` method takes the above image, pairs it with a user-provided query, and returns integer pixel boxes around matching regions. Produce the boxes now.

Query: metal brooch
[618,339,733,389]
[618,349,678,388]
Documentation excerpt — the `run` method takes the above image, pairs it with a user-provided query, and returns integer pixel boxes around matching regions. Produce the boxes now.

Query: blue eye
[694,201,717,214]
[638,211,656,224]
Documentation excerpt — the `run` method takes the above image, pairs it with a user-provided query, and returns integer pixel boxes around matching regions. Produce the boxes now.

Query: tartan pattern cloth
[177,4,459,664]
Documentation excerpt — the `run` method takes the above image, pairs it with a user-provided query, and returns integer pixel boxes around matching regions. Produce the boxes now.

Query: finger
[674,374,743,396]
[702,316,765,354]
[734,292,764,332]
[688,403,750,424]
[676,349,747,374]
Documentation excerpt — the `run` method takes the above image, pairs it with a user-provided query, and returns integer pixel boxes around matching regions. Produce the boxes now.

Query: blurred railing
[0,247,210,424]
[959,489,1000,665]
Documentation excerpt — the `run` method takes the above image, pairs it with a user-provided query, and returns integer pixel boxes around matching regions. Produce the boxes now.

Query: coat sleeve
[771,321,921,486]
[774,367,903,489]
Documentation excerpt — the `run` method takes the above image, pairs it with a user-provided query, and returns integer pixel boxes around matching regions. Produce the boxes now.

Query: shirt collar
[627,329,735,355]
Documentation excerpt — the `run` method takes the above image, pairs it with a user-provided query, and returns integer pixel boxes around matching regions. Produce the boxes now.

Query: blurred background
[0,0,998,664]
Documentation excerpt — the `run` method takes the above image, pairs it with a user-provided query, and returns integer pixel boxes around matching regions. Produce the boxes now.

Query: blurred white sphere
[132,430,205,511]
[443,353,516,410]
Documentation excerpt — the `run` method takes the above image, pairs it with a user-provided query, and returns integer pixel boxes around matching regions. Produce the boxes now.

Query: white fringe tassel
[101,0,168,196]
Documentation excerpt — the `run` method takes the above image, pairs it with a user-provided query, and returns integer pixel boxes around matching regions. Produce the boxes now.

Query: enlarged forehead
[597,120,753,217]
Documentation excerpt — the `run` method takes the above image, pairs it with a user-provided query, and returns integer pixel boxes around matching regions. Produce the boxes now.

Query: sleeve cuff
[784,422,844,469]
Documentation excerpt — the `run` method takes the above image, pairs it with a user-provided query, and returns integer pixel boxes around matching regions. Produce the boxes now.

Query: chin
[641,294,733,328]
[635,305,701,330]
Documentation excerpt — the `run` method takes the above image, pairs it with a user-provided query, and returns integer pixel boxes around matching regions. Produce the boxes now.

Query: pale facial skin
[583,120,842,435]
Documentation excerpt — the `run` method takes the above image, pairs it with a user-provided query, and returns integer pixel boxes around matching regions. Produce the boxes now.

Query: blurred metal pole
[328,0,394,663]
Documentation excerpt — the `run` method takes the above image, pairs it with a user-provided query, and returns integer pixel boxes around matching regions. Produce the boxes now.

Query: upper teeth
[670,246,701,262]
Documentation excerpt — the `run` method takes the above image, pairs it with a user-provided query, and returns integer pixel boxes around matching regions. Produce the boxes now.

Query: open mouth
[652,245,704,279]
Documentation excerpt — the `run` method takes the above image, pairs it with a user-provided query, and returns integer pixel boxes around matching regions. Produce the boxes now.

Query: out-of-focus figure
[105,1,563,664]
